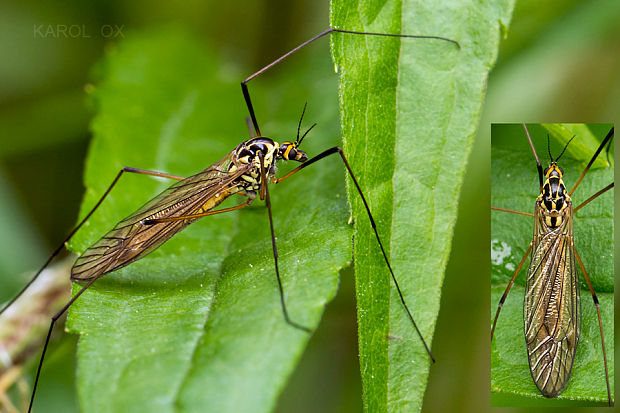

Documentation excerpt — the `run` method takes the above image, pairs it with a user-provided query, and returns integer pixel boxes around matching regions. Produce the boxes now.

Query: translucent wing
[72,153,250,281]
[524,202,580,397]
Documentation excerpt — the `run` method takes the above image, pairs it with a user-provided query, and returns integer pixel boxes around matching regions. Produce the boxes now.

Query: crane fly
[491,123,614,405]
[0,27,459,412]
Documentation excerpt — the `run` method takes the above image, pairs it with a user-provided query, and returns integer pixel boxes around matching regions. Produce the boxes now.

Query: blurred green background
[0,0,618,412]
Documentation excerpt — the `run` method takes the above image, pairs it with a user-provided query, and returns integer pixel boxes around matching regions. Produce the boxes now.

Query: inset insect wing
[524,204,579,397]
[72,154,249,281]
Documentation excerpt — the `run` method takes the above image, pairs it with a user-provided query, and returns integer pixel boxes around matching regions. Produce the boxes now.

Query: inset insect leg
[491,206,534,217]
[491,244,531,341]
[0,167,185,317]
[569,126,614,196]
[523,123,544,191]
[574,248,612,406]
[574,182,614,213]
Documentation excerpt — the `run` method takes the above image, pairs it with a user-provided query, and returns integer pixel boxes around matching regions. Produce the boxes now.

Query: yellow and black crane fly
[0,28,460,412]
[491,123,614,405]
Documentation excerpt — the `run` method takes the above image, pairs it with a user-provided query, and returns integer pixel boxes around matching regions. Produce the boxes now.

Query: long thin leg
[0,167,184,317]
[605,132,613,164]
[28,277,98,413]
[491,206,534,217]
[523,123,544,191]
[568,127,614,196]
[491,244,532,341]
[142,199,253,225]
[489,205,533,339]
[570,126,614,196]
[574,248,612,406]
[257,152,310,333]
[275,146,434,360]
[573,182,614,213]
[245,117,254,138]
[241,28,459,137]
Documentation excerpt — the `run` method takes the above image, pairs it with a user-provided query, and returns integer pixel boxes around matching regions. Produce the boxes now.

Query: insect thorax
[538,164,571,228]
[228,137,280,192]
[228,136,308,193]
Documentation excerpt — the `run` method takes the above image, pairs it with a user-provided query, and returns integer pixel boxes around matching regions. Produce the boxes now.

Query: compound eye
[287,148,298,160]
[278,143,293,159]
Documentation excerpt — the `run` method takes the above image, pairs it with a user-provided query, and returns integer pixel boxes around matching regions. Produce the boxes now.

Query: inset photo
[491,123,614,407]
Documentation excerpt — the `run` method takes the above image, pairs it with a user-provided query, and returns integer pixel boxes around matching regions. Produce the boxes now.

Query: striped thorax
[537,163,571,228]
[230,137,308,193]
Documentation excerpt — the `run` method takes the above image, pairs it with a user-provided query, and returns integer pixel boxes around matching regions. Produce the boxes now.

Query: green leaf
[491,123,614,405]
[66,28,351,413]
[540,123,610,169]
[331,0,514,411]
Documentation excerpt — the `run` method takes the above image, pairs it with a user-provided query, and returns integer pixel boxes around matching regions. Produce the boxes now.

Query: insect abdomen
[524,208,580,397]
